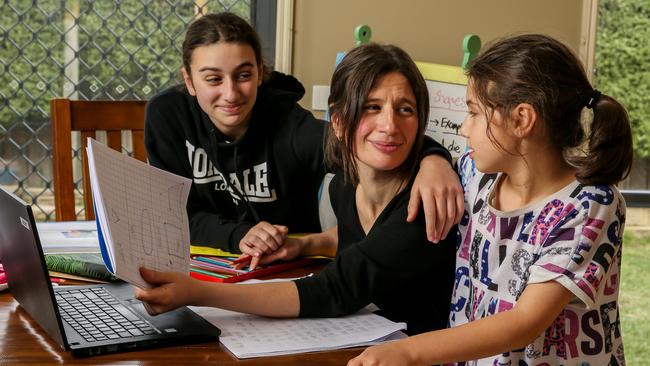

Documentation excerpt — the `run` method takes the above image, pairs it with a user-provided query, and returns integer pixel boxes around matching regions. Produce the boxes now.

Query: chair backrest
[51,98,147,221]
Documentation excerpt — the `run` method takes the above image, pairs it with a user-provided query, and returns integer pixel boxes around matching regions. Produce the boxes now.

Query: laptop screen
[0,188,68,349]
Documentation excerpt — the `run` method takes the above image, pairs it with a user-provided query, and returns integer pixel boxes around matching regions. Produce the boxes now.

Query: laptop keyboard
[55,287,159,343]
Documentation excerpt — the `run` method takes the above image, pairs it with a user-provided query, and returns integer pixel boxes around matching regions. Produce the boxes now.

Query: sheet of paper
[86,139,192,288]
[190,305,407,359]
[241,274,313,284]
[36,221,100,253]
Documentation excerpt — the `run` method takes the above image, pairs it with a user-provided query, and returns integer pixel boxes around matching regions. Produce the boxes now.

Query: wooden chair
[50,99,147,221]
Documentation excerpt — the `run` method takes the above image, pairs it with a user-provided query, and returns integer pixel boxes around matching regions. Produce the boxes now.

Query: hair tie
[586,89,601,109]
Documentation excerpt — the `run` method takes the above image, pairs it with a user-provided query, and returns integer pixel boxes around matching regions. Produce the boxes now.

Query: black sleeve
[287,105,327,175]
[294,196,454,318]
[144,94,188,173]
[144,93,251,253]
[419,135,452,165]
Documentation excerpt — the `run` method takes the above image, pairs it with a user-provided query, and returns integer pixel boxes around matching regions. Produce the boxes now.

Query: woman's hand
[133,267,201,315]
[238,221,289,258]
[408,155,464,243]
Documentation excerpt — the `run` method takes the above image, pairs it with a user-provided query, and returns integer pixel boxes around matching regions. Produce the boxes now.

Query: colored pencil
[194,256,248,272]
[232,255,252,265]
[190,267,230,279]
[190,259,246,275]
[196,256,232,265]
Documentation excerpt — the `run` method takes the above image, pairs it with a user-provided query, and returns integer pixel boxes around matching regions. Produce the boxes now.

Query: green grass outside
[621,230,650,365]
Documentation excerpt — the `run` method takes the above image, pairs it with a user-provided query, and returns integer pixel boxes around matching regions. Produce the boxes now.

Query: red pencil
[231,255,252,265]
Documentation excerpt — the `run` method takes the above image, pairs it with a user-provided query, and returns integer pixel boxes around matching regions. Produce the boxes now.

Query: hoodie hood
[262,71,306,101]
[254,71,306,115]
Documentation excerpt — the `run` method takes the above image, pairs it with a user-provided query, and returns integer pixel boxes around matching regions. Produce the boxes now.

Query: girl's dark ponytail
[570,94,633,185]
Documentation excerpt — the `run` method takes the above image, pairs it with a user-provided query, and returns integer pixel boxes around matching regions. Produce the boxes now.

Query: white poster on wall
[424,80,468,159]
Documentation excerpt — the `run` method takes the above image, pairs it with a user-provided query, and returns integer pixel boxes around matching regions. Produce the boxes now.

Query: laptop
[0,187,220,357]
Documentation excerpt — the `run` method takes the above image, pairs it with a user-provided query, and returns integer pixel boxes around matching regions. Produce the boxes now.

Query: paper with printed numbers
[191,304,407,358]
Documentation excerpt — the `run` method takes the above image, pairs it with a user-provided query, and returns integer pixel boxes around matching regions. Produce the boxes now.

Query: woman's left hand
[134,268,201,315]
[408,155,464,243]
[348,342,415,366]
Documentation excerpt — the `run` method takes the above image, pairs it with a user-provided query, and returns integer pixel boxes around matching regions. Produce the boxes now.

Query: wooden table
[0,261,365,364]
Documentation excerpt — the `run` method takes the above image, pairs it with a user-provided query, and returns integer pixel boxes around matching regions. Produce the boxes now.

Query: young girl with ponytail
[350,33,631,366]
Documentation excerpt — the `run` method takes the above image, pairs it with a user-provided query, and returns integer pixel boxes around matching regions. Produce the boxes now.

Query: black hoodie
[145,72,327,253]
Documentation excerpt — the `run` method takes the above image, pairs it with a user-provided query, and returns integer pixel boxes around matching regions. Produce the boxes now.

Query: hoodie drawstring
[232,143,261,222]
[208,129,261,224]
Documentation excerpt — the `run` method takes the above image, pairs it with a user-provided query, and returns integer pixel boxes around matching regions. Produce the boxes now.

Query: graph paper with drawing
[86,138,192,288]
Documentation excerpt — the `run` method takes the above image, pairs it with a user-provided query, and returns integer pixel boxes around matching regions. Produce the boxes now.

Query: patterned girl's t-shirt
[449,152,626,366]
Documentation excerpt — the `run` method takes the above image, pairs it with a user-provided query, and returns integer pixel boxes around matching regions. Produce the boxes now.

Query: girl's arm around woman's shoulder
[407,136,464,244]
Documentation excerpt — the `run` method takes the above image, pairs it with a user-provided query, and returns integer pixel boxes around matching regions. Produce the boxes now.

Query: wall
[291,0,587,116]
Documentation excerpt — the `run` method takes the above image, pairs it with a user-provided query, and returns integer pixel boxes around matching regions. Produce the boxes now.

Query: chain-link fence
[0,0,265,221]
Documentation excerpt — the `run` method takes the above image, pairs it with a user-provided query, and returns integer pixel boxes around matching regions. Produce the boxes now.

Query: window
[595,0,650,207]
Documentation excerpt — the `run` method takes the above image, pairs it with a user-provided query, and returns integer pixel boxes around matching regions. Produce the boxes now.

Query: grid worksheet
[87,138,192,288]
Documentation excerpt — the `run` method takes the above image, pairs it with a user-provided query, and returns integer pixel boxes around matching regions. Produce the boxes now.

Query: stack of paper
[36,221,100,254]
[191,306,407,358]
[86,138,193,288]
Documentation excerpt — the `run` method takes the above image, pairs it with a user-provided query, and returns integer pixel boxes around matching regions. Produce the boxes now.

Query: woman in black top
[135,43,456,336]
[145,13,462,267]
